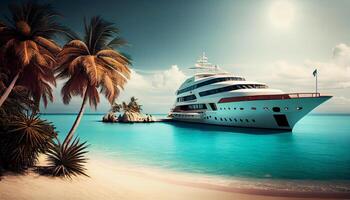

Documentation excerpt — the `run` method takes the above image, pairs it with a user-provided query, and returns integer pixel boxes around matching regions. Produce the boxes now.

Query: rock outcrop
[102,112,117,122]
[102,97,156,123]
[103,111,156,123]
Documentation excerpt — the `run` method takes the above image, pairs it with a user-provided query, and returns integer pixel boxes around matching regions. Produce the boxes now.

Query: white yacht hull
[170,96,331,130]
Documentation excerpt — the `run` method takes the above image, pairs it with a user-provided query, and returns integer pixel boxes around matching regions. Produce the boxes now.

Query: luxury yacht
[168,54,332,130]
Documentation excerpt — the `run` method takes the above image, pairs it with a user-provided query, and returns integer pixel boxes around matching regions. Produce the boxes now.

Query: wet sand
[0,156,348,200]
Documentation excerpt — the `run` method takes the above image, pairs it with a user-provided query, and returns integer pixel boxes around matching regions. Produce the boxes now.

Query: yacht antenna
[189,52,218,73]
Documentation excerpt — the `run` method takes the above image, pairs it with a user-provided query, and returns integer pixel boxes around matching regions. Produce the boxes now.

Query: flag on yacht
[313,69,318,77]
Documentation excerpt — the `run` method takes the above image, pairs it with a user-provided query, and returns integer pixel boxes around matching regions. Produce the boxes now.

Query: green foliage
[0,114,56,171]
[46,138,89,178]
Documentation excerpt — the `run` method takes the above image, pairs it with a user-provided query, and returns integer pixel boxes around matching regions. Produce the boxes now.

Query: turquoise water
[42,114,350,181]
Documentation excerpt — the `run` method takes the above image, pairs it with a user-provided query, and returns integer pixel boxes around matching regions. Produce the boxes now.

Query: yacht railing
[288,93,320,98]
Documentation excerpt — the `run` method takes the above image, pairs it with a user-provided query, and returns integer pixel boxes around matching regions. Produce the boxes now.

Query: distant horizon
[39,112,350,115]
[1,0,349,113]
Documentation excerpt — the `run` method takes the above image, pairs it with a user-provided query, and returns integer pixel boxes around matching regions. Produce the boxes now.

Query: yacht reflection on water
[164,121,290,135]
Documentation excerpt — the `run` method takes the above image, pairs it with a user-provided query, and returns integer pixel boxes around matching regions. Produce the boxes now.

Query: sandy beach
[0,156,349,200]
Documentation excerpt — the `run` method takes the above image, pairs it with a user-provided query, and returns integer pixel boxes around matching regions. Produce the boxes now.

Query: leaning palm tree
[56,16,131,146]
[0,2,75,108]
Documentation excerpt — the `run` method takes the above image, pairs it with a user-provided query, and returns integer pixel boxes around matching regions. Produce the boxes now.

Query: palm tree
[110,97,142,115]
[128,96,142,113]
[111,102,122,113]
[0,2,75,108]
[56,16,131,146]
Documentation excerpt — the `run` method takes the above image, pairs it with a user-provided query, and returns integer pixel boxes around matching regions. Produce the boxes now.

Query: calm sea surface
[42,114,350,181]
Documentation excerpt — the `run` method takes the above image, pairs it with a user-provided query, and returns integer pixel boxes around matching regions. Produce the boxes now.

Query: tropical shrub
[0,114,56,171]
[46,138,89,178]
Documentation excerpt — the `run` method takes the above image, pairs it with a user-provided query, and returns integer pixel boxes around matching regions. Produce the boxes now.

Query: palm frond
[6,2,76,40]
[107,37,127,49]
[84,16,119,54]
[46,138,89,178]
[0,114,56,171]
[0,2,75,110]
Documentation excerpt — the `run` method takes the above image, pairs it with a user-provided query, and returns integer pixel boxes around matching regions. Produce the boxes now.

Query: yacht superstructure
[168,54,331,130]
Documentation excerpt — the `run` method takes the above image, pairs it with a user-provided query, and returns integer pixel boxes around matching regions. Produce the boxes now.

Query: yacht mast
[189,52,219,73]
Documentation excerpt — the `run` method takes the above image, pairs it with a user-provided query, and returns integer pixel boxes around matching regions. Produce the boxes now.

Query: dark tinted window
[177,77,246,95]
[173,104,207,111]
[199,84,267,97]
[209,103,217,111]
[177,94,196,102]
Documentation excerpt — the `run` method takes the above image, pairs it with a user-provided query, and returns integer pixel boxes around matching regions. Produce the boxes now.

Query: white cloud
[124,69,152,90]
[332,96,350,105]
[116,65,187,113]
[333,43,350,67]
[222,43,350,113]
[151,65,186,90]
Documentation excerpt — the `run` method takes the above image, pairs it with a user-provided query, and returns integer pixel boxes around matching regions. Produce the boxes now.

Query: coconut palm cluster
[0,2,131,178]
[103,97,155,123]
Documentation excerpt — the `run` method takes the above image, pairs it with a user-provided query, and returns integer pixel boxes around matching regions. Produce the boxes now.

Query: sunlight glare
[269,0,295,29]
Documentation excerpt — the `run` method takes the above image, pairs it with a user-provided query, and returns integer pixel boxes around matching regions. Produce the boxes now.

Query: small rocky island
[102,97,156,123]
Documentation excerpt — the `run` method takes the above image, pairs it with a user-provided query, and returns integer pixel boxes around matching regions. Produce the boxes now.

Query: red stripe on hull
[218,93,323,103]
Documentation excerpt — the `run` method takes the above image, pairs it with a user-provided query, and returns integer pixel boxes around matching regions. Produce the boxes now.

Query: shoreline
[1,155,349,200]
[87,155,350,198]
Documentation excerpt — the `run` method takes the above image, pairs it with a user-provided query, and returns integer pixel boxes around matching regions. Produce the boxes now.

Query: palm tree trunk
[63,88,89,147]
[0,72,20,107]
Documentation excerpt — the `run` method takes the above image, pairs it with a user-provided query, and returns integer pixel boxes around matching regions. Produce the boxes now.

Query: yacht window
[240,119,243,122]
[199,84,268,97]
[252,119,256,122]
[209,103,217,111]
[173,104,207,111]
[297,107,303,110]
[273,107,281,112]
[215,117,217,120]
[240,108,244,110]
[177,77,247,95]
[234,119,237,122]
[251,107,256,110]
[177,94,197,102]
[246,119,249,122]
[229,118,232,121]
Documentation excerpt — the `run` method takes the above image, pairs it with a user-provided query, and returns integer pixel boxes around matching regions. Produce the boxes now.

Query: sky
[1,0,350,113]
